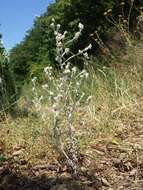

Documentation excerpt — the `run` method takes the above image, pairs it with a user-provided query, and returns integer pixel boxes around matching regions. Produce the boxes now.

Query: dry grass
[1,41,143,155]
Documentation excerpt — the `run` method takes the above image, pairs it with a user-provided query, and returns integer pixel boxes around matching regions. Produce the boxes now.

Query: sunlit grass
[0,41,143,168]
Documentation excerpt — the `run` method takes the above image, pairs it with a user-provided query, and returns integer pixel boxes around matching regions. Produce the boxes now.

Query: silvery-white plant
[31,76,44,118]
[32,19,92,175]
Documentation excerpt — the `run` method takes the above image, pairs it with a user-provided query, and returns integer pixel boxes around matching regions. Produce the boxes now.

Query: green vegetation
[9,0,143,90]
[0,35,16,116]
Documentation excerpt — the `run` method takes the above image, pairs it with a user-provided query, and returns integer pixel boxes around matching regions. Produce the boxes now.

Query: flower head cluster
[74,23,84,40]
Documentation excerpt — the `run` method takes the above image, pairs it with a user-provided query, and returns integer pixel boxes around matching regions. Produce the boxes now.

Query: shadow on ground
[0,170,101,190]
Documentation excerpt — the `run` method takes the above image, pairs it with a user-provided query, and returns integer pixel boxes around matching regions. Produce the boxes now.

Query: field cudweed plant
[32,19,92,175]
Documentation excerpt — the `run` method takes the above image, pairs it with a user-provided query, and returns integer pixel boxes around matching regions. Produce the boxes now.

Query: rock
[101,177,110,187]
[12,150,23,157]
[130,169,137,176]
[80,166,87,173]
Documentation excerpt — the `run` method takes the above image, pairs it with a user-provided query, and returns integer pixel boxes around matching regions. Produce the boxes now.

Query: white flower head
[72,67,77,74]
[65,48,70,54]
[57,41,62,47]
[42,84,48,90]
[74,32,80,40]
[64,68,71,74]
[83,52,89,59]
[32,87,35,92]
[88,44,92,49]
[51,18,55,23]
[55,110,60,118]
[50,23,55,29]
[54,31,58,36]
[66,62,70,69]
[64,31,67,35]
[85,72,89,78]
[44,66,52,74]
[78,23,84,30]
[87,96,92,102]
[78,50,83,54]
[1,40,4,45]
[32,77,37,84]
[44,67,48,73]
[76,81,80,86]
[84,44,92,51]
[55,56,60,62]
[49,91,54,96]
[57,24,61,30]
[40,95,43,100]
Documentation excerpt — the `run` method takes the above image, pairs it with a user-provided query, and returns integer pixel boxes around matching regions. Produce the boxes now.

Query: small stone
[130,169,137,176]
[80,166,87,173]
[12,150,23,157]
[35,171,39,176]
[101,177,110,187]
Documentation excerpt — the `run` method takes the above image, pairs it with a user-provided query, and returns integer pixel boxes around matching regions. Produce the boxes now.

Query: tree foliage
[9,0,143,90]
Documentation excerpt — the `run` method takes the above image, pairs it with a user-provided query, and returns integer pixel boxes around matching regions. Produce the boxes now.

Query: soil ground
[0,100,143,190]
